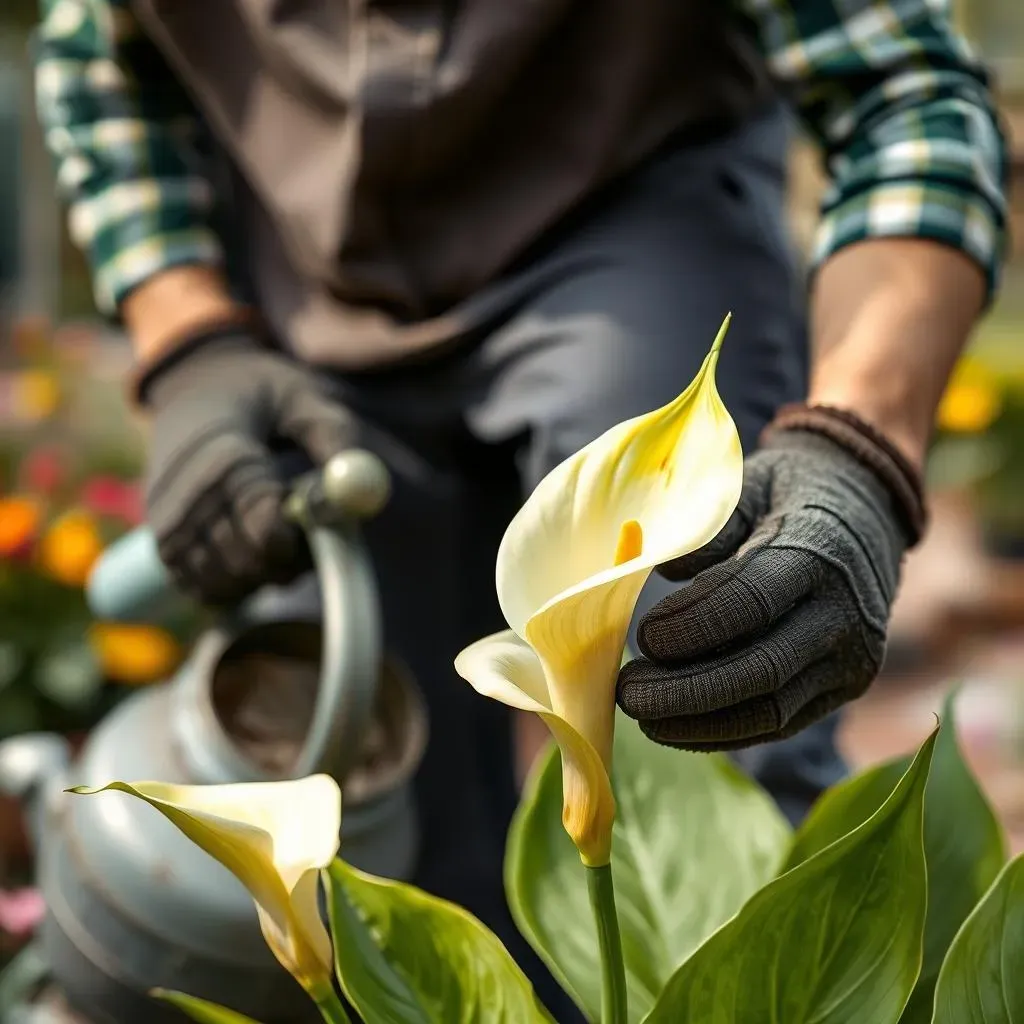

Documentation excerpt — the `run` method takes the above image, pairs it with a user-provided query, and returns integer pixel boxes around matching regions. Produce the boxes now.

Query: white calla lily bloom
[70,775,341,991]
[455,315,743,865]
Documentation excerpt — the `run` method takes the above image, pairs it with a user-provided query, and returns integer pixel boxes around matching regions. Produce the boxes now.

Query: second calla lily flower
[69,775,341,994]
[455,315,743,866]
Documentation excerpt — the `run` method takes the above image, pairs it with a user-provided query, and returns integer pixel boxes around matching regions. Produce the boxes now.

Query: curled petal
[454,630,553,713]
[524,569,647,769]
[497,314,742,636]
[455,632,615,865]
[69,777,340,988]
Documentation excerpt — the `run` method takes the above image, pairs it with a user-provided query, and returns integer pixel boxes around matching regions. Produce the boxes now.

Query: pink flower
[0,888,45,936]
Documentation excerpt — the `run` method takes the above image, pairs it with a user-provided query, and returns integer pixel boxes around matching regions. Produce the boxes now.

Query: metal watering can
[0,451,428,1023]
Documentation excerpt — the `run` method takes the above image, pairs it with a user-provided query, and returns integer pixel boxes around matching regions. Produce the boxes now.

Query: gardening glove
[139,326,356,606]
[616,403,927,751]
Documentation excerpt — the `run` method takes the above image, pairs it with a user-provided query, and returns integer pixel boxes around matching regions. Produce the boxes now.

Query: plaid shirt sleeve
[738,0,1010,296]
[37,0,1010,314]
[34,0,222,315]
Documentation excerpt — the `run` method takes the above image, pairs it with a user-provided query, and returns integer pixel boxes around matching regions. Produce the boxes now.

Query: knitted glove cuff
[761,402,928,547]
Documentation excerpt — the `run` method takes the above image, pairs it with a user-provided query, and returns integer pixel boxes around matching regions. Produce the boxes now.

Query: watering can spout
[0,732,70,850]
[0,733,70,801]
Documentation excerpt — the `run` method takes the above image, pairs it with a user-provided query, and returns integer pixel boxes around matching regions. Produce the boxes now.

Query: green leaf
[505,714,791,1023]
[783,692,1006,1022]
[643,729,937,1024]
[782,760,908,870]
[324,858,554,1024]
[150,990,266,1024]
[931,853,1024,1023]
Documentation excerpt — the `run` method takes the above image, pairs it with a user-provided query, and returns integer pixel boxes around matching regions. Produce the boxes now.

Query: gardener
[36,0,1007,1004]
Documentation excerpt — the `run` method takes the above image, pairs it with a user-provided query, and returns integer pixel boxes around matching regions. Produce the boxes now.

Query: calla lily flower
[69,775,341,993]
[455,315,743,866]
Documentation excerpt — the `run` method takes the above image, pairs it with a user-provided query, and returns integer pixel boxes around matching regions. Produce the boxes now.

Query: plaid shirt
[35,0,1009,315]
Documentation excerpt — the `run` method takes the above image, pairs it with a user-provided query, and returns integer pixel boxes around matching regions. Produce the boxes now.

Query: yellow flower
[89,623,183,685]
[455,315,743,865]
[68,776,342,994]
[936,378,1001,434]
[38,510,105,587]
[11,370,61,424]
[0,497,42,557]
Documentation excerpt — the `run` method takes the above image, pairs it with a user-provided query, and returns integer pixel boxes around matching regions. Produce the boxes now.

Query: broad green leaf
[783,692,1006,1022]
[506,714,791,1023]
[324,859,553,1024]
[782,760,907,870]
[643,729,937,1024]
[151,990,265,1023]
[932,853,1024,1023]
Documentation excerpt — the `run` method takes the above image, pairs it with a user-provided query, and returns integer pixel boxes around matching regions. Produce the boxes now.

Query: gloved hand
[617,404,926,751]
[141,328,356,606]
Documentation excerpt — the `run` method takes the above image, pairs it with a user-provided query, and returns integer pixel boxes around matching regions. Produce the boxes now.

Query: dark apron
[132,0,772,369]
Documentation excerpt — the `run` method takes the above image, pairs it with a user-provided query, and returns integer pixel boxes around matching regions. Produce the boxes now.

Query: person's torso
[134,0,773,366]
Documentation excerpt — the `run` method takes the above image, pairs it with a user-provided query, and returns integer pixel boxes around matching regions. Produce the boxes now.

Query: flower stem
[586,863,628,1024]
[311,987,353,1024]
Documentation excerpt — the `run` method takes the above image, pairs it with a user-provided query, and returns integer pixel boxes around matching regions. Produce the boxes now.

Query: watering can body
[0,452,428,1023]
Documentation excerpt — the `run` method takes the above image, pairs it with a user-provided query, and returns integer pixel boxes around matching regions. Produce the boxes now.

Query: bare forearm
[807,238,987,472]
[122,266,251,365]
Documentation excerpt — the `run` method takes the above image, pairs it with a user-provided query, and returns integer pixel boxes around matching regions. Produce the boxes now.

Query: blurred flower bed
[930,352,1024,556]
[0,317,194,743]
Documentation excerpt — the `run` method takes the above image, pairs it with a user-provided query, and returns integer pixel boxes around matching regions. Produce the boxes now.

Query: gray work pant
[289,100,846,1015]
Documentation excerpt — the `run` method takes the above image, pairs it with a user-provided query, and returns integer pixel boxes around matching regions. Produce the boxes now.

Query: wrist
[808,239,987,474]
[806,376,931,472]
[122,265,255,366]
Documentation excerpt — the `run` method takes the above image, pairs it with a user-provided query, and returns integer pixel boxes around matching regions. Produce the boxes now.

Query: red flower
[80,476,144,526]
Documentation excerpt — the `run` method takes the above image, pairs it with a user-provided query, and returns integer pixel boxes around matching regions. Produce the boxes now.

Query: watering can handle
[85,451,392,781]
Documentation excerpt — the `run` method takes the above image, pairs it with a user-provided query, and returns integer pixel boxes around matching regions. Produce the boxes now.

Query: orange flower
[0,497,43,558]
[89,624,183,685]
[38,511,105,587]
